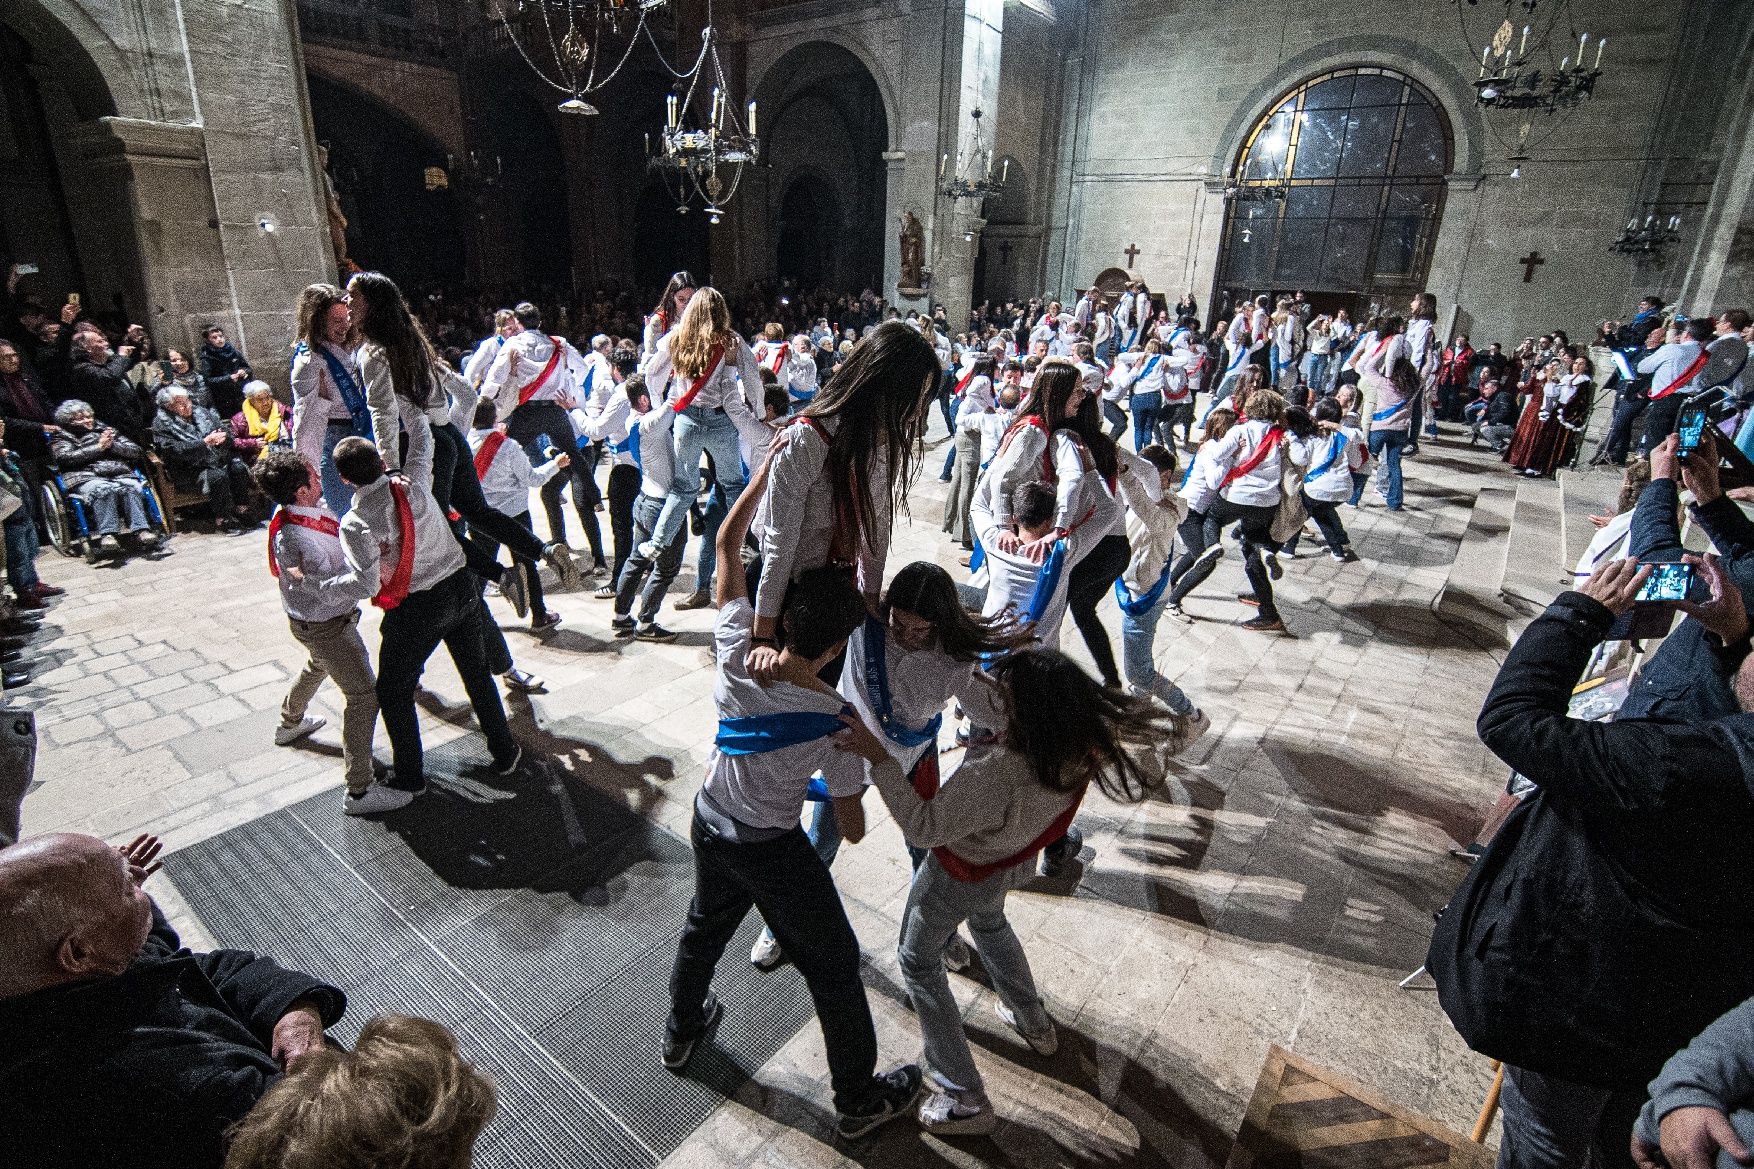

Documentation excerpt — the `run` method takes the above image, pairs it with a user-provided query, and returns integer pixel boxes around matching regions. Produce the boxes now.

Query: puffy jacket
[49,422,144,490]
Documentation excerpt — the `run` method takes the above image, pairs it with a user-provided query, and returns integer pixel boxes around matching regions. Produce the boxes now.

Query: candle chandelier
[492,0,669,115]
[647,2,757,225]
[939,108,1007,202]
[1458,1,1606,114]
[1610,211,1684,260]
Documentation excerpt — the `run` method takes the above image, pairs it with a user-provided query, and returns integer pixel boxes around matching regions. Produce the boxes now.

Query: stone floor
[13,421,1531,1167]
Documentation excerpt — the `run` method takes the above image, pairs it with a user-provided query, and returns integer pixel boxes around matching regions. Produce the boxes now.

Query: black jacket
[66,349,147,440]
[1483,387,1518,427]
[198,341,251,418]
[151,404,236,487]
[1428,592,1754,1089]
[0,906,345,1169]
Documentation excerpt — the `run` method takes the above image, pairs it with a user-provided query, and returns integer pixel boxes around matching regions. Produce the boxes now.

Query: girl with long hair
[1203,386,1291,632]
[1358,313,1413,510]
[839,647,1176,1136]
[749,560,1030,971]
[1285,397,1365,561]
[1063,390,1129,690]
[745,320,941,675]
[974,360,1091,555]
[642,270,697,358]
[1165,404,1237,621]
[290,283,371,511]
[1407,291,1440,442]
[638,286,768,603]
[347,271,569,627]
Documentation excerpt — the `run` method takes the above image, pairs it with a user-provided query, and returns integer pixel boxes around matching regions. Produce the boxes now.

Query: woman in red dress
[1508,357,1590,476]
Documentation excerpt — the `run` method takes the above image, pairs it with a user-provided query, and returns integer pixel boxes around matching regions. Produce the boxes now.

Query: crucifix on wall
[1519,250,1545,283]
[1123,243,1141,267]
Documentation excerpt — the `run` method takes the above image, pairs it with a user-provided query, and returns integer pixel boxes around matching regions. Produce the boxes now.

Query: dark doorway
[632,179,710,292]
[473,88,571,288]
[776,176,840,291]
[0,26,84,311]
[306,73,465,286]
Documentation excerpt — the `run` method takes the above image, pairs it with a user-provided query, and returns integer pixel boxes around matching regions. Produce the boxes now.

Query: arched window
[1216,68,1452,307]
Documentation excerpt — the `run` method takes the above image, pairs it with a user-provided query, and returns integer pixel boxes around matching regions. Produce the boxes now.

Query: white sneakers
[918,1084,997,1136]
[996,1001,1059,1056]
[943,933,973,973]
[344,785,415,817]
[750,930,784,970]
[274,716,325,747]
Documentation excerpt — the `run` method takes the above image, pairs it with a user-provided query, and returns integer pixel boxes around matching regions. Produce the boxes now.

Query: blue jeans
[75,477,149,535]
[693,486,729,596]
[5,509,40,595]
[1367,428,1408,510]
[318,418,357,514]
[941,397,963,478]
[650,405,746,551]
[1129,393,1160,452]
[1301,353,1330,392]
[1120,595,1195,713]
[1496,1064,1646,1169]
[1101,400,1129,442]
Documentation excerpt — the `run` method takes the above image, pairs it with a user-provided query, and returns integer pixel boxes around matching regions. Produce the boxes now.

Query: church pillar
[930,0,1004,328]
[882,150,906,300]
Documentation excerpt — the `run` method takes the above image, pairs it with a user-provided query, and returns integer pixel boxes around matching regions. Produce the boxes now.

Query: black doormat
[161,722,817,1168]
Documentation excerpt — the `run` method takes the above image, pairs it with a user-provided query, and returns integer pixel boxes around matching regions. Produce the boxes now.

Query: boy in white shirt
[972,480,1108,648]
[254,448,403,816]
[608,375,686,641]
[665,453,923,1140]
[468,398,568,633]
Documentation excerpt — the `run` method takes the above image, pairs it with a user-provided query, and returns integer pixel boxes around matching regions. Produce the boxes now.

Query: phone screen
[1677,408,1708,458]
[1637,562,1695,603]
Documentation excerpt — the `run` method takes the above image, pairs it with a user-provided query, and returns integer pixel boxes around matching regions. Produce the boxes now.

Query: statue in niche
[317,144,353,277]
[898,210,926,294]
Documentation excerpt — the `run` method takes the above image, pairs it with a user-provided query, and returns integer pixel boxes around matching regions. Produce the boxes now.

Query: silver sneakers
[918,1087,997,1136]
[543,543,582,590]
[344,785,415,817]
[274,716,325,747]
[750,930,784,970]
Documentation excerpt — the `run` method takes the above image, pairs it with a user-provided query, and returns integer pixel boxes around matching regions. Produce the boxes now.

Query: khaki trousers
[282,609,378,795]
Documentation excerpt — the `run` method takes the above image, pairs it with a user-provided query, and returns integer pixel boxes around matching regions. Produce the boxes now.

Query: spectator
[49,399,159,555]
[0,833,346,1169]
[65,322,148,441]
[1469,377,1519,453]
[162,346,213,409]
[1428,554,1754,1169]
[1632,995,1754,1169]
[223,1014,496,1169]
[126,332,166,401]
[152,385,255,530]
[198,322,252,418]
[229,379,290,464]
[0,338,57,471]
[0,420,60,610]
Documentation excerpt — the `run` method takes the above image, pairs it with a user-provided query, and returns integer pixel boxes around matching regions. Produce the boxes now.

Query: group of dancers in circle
[264,266,1423,1139]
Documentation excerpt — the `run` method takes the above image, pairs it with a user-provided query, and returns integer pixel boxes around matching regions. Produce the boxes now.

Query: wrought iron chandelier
[646,2,757,225]
[939,108,1007,202]
[1610,212,1683,260]
[492,0,668,115]
[1458,1,1606,114]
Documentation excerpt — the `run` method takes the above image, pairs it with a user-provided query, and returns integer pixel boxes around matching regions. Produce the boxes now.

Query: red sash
[770,345,788,375]
[1219,426,1286,487]
[472,431,509,481]
[910,749,940,799]
[371,481,417,610]
[267,509,340,578]
[1650,352,1708,400]
[670,343,727,413]
[998,414,1055,481]
[793,416,863,565]
[515,337,567,407]
[953,368,977,397]
[932,786,1087,883]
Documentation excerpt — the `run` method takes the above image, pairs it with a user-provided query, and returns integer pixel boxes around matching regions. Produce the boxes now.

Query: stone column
[930,0,1005,326]
[882,150,907,301]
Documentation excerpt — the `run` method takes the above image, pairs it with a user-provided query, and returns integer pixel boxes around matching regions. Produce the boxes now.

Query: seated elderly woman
[228,379,291,464]
[151,383,255,530]
[49,399,159,556]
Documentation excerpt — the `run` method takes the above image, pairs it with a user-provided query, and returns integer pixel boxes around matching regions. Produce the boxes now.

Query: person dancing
[290,284,371,513]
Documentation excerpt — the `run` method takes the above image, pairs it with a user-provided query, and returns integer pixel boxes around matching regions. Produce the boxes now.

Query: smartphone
[1637,562,1696,603]
[13,263,38,276]
[1677,405,1709,460]
[67,292,80,308]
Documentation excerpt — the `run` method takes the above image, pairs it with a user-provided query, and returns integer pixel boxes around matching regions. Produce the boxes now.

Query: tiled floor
[14,424,1528,1166]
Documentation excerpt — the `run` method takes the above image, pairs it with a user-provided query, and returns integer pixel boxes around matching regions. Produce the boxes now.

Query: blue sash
[1113,560,1172,617]
[790,386,816,402]
[1225,343,1248,373]
[968,537,986,573]
[1304,433,1348,482]
[299,342,372,440]
[1137,355,1161,382]
[1023,538,1070,624]
[608,419,643,471]
[860,617,942,749]
[715,706,851,756]
[581,362,596,402]
[1371,397,1409,423]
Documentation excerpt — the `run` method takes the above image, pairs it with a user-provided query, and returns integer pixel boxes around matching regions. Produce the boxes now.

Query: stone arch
[749,37,898,154]
[776,170,845,290]
[4,0,133,121]
[1209,36,1485,181]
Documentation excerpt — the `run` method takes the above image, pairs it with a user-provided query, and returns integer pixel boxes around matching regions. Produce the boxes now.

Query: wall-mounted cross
[998,241,1013,265]
[1124,243,1141,267]
[1519,250,1545,283]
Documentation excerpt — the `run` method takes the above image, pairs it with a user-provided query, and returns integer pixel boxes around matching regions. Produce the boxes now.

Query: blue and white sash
[715,706,852,756]
[1023,538,1070,625]
[607,419,643,472]
[1304,433,1348,482]
[298,342,372,440]
[1113,560,1171,617]
[860,617,942,749]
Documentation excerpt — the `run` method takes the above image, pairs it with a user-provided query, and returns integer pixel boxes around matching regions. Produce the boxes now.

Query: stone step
[1503,476,1568,610]
[1433,484,1521,647]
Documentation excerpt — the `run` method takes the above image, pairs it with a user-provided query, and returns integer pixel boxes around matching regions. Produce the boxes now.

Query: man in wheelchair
[49,400,160,557]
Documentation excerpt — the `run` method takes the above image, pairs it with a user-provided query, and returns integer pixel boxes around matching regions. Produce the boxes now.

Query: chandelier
[1610,212,1683,260]
[492,0,668,115]
[939,108,1007,202]
[1460,2,1605,113]
[647,4,757,225]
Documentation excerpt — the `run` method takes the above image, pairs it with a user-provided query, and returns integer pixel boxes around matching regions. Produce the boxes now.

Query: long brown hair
[294,283,345,349]
[348,271,444,409]
[799,320,939,552]
[671,287,733,379]
[989,649,1175,800]
[652,270,696,327]
[883,561,1030,662]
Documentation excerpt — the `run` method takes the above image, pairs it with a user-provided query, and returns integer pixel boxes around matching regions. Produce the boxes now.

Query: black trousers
[605,462,640,585]
[1640,393,1685,455]
[193,458,251,516]
[1301,494,1350,555]
[426,421,546,564]
[1209,498,1279,620]
[376,569,516,787]
[476,510,546,621]
[669,803,878,1114]
[506,400,602,561]
[1167,509,1223,605]
[1066,532,1129,687]
[1597,391,1647,465]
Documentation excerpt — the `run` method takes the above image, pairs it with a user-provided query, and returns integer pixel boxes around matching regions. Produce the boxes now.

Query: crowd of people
[8,252,1754,1169]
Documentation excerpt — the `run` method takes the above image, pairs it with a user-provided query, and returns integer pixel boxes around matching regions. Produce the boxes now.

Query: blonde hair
[224,1015,496,1169]
[672,288,733,379]
[762,322,784,342]
[1243,387,1288,425]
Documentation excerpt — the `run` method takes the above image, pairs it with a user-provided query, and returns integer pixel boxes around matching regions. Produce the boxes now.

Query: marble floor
[12,424,1529,1167]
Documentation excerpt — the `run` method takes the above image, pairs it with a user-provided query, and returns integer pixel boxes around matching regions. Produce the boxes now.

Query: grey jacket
[1637,996,1754,1159]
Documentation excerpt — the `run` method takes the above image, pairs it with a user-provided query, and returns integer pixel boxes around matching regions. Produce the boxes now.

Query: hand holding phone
[1676,404,1709,460]
[1635,562,1697,604]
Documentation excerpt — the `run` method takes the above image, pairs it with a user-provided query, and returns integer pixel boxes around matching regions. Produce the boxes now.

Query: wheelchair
[39,467,171,563]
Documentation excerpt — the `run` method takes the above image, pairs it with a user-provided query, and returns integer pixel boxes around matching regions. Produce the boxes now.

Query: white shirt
[702,598,865,830]
[1118,455,1183,599]
[580,350,617,413]
[271,503,368,623]
[641,331,767,428]
[1179,437,1228,515]
[462,334,505,388]
[752,416,891,619]
[340,414,466,598]
[467,427,563,517]
[974,518,1108,648]
[975,408,1014,467]
[956,373,996,418]
[780,351,819,400]
[360,345,476,471]
[1211,418,1285,507]
[291,341,362,466]
[1640,340,1706,398]
[1405,317,1438,379]
[1290,427,1367,503]
[480,331,590,410]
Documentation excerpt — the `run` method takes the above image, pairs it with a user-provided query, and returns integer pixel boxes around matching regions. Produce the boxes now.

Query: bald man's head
[0,833,153,999]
